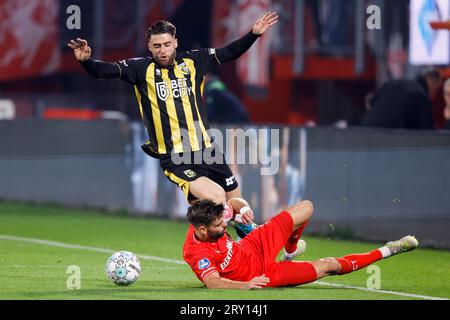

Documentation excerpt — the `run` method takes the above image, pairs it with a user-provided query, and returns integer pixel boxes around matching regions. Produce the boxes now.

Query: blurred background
[1,0,449,248]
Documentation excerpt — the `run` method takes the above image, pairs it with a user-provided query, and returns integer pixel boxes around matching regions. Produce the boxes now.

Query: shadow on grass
[9,287,204,299]
[4,277,357,301]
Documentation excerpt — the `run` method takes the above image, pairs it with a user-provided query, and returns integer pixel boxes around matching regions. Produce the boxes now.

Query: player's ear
[174,38,178,49]
[198,225,207,234]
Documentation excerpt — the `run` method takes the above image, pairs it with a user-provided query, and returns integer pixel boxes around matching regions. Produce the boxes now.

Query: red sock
[336,249,383,275]
[285,221,308,254]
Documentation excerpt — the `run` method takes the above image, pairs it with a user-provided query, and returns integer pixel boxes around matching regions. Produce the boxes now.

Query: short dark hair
[187,199,224,227]
[146,20,176,41]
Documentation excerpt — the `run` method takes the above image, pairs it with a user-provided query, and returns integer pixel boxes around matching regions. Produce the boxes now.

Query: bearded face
[205,217,227,241]
[148,33,178,67]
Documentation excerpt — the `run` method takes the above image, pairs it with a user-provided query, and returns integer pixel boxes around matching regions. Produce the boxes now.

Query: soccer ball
[105,251,141,286]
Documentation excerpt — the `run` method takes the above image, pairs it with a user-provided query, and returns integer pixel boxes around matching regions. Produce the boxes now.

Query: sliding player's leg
[280,200,313,261]
[270,235,419,287]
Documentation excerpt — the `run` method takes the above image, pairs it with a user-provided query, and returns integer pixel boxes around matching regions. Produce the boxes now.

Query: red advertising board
[0,0,60,82]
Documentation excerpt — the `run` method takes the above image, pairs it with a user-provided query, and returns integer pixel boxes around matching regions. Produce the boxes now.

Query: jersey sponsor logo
[220,239,234,270]
[156,78,193,101]
[198,258,211,270]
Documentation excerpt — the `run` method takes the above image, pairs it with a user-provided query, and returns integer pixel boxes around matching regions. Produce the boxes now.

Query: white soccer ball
[105,251,141,286]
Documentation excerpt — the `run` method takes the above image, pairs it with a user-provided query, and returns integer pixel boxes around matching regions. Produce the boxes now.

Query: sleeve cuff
[250,30,262,38]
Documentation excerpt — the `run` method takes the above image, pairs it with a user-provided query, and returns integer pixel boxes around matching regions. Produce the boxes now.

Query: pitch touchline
[0,234,447,300]
[0,234,185,265]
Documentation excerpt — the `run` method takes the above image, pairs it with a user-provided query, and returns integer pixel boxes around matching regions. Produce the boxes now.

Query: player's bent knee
[190,178,226,203]
[326,258,341,274]
[210,189,226,204]
[197,188,226,204]
[311,257,341,278]
[205,184,226,203]
[288,200,314,227]
[301,200,314,216]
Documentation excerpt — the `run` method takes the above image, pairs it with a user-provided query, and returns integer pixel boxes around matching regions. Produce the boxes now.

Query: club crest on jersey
[184,169,197,178]
[198,258,211,270]
[178,63,190,75]
[156,81,169,101]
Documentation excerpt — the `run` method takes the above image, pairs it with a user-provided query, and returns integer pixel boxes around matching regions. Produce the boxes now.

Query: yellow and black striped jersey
[80,30,261,157]
[116,49,221,156]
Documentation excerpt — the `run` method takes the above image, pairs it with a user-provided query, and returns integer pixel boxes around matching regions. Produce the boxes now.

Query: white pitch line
[314,281,448,301]
[0,234,185,265]
[0,234,447,300]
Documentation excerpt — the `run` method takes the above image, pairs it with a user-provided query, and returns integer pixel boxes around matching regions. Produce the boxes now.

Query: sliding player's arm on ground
[215,11,278,64]
[68,38,139,84]
[203,271,269,290]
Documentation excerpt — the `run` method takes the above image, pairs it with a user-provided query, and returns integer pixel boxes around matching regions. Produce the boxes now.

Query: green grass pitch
[0,202,449,300]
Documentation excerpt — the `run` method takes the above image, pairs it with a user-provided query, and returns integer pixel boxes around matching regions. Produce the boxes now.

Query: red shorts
[239,211,317,287]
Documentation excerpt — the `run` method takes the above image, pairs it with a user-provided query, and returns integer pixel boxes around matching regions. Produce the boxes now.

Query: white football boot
[281,239,307,262]
[383,235,419,256]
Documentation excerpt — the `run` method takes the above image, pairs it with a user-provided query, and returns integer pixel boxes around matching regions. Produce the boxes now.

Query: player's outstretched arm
[215,11,278,64]
[67,38,121,79]
[204,272,270,290]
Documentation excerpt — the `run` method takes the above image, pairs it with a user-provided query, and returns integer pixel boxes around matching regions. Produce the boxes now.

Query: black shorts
[159,148,239,201]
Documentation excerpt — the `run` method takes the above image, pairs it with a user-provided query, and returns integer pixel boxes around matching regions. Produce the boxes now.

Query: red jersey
[182,211,318,288]
[182,225,260,283]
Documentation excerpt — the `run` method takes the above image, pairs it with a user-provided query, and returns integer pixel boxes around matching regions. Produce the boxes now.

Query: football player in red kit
[183,199,419,289]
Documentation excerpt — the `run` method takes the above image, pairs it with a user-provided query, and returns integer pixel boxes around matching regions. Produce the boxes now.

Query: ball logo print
[105,251,141,286]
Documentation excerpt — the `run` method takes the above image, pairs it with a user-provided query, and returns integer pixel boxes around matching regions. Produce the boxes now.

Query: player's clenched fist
[67,38,92,61]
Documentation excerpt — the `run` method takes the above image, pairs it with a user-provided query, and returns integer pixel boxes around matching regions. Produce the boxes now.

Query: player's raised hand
[67,38,92,61]
[240,207,254,224]
[244,274,270,290]
[252,11,278,35]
